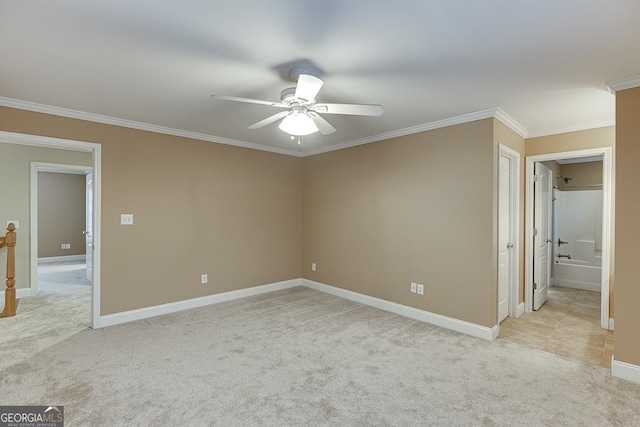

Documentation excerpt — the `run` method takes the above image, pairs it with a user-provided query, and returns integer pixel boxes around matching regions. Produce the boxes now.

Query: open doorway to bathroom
[499,147,613,368]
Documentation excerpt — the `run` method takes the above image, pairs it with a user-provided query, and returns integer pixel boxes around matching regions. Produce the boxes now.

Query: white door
[85,173,93,282]
[498,154,513,322]
[533,163,552,310]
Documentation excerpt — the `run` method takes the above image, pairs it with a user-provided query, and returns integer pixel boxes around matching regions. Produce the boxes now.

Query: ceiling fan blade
[294,74,324,102]
[247,111,290,129]
[312,103,384,116]
[211,94,287,108]
[308,112,336,135]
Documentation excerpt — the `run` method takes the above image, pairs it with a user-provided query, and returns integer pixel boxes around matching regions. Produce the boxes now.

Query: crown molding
[0,97,303,157]
[606,75,640,93]
[1,97,532,157]
[301,108,504,157]
[526,119,615,139]
[494,108,528,138]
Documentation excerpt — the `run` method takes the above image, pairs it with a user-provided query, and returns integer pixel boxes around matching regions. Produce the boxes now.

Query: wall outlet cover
[120,213,134,225]
[6,220,19,229]
[410,282,417,293]
[417,284,424,295]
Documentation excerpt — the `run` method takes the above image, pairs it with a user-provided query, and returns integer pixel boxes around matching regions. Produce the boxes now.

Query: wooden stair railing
[0,223,17,318]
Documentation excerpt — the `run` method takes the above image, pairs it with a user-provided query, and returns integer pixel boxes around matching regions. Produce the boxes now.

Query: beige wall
[0,142,92,289]
[525,127,615,317]
[303,119,498,327]
[614,86,640,366]
[0,107,302,314]
[526,127,614,156]
[38,172,88,258]
[494,120,526,304]
[558,161,603,191]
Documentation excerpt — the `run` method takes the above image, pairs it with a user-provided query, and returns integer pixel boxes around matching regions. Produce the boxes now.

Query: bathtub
[553,258,601,292]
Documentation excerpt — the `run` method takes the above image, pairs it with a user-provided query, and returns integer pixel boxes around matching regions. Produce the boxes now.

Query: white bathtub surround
[555,189,603,266]
[574,240,598,266]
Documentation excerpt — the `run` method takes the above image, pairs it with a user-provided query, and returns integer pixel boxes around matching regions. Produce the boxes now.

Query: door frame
[498,144,521,320]
[525,147,612,330]
[30,162,93,295]
[0,131,101,329]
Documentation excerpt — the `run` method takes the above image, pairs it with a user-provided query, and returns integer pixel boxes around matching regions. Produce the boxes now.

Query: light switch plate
[120,214,134,225]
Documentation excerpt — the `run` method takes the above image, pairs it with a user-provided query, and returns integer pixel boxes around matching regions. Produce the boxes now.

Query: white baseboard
[0,287,33,303]
[302,279,497,341]
[608,318,614,330]
[555,280,601,292]
[38,254,87,263]
[516,302,525,318]
[97,278,302,328]
[612,356,640,385]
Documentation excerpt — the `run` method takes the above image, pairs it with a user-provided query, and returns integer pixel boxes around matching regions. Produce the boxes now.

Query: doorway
[525,148,612,329]
[31,164,96,328]
[0,130,102,329]
[32,165,92,304]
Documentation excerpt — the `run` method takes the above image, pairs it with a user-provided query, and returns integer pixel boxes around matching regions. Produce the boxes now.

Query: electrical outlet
[120,213,134,225]
[410,282,417,293]
[66,243,71,249]
[311,263,316,272]
[201,274,208,284]
[417,284,424,295]
[61,244,65,249]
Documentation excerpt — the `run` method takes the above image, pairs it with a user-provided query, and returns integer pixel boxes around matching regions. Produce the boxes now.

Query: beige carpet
[0,261,90,372]
[1,286,640,426]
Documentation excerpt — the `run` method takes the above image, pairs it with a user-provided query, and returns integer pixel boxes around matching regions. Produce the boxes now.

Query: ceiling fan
[212,69,384,137]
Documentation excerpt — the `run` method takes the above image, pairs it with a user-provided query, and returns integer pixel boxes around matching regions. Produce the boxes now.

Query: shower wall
[555,189,603,266]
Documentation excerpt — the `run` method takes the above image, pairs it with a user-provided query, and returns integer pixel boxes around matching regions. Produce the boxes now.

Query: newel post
[2,223,17,317]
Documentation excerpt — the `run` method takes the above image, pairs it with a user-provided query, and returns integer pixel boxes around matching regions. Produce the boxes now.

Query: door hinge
[533,174,539,182]
[532,228,538,236]
[533,282,538,290]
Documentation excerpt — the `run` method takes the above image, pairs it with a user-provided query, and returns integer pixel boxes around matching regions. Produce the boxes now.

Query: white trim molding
[1,97,531,158]
[611,357,640,385]
[38,255,87,263]
[302,108,524,157]
[516,302,525,318]
[495,109,528,138]
[303,279,498,341]
[498,144,521,321]
[608,318,614,330]
[0,97,302,158]
[97,279,301,328]
[606,75,640,93]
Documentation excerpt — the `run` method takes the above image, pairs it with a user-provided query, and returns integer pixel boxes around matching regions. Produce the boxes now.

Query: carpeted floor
[1,285,639,426]
[0,261,90,372]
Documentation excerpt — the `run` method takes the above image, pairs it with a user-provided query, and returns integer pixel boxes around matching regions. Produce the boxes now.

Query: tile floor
[498,286,613,368]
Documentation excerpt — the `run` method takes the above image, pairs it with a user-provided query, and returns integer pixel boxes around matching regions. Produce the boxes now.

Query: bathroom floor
[498,286,613,368]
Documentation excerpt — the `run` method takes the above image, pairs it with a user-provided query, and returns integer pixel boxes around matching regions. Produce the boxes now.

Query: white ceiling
[1,1,639,156]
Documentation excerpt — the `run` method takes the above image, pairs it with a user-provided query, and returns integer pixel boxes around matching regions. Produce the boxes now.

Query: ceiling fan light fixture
[278,111,318,136]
